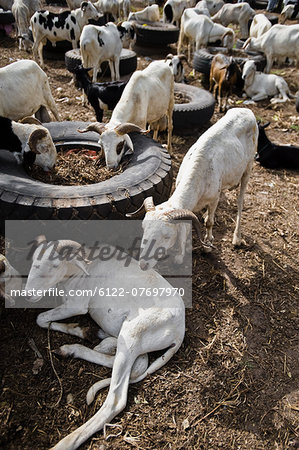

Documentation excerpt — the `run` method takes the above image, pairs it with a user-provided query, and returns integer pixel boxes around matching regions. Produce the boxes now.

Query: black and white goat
[1,116,57,171]
[165,53,187,83]
[30,1,100,67]
[74,65,128,121]
[256,122,299,170]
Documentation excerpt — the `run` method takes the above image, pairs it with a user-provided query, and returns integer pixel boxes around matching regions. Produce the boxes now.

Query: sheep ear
[74,259,90,276]
[81,1,88,11]
[28,128,48,154]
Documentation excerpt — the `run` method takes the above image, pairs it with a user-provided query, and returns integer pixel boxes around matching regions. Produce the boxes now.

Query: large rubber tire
[253,0,268,9]
[193,47,267,75]
[65,48,137,77]
[0,10,14,24]
[133,21,179,46]
[173,83,215,130]
[0,122,172,224]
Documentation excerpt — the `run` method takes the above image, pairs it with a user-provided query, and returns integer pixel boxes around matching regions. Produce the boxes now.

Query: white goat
[128,4,160,22]
[128,108,258,270]
[249,13,272,38]
[281,4,299,22]
[1,115,57,171]
[242,60,295,104]
[195,0,224,16]
[178,8,235,61]
[117,0,130,20]
[24,237,185,450]
[12,0,41,51]
[211,2,256,39]
[80,22,128,82]
[93,0,119,21]
[163,0,196,27]
[31,1,100,67]
[0,60,60,122]
[242,24,299,73]
[78,60,174,169]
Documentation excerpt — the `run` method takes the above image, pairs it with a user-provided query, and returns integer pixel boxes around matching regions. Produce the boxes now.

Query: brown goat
[209,53,240,112]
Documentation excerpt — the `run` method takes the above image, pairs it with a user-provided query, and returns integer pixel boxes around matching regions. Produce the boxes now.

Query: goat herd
[0,0,298,448]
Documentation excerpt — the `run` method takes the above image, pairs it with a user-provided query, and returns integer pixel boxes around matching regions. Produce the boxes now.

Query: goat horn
[114,123,147,136]
[19,116,42,125]
[28,128,48,154]
[261,122,270,129]
[55,240,89,262]
[162,209,201,240]
[35,235,47,245]
[77,123,107,135]
[126,196,156,217]
[165,53,174,60]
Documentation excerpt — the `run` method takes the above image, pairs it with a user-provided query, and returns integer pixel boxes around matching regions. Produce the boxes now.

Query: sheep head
[127,197,201,271]
[78,122,147,169]
[25,239,90,302]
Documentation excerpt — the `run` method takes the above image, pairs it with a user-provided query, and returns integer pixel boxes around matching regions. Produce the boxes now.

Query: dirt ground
[0,8,299,450]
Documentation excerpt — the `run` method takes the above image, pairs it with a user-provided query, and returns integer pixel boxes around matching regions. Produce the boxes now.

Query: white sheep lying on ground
[242,60,295,104]
[24,237,185,450]
[127,108,258,270]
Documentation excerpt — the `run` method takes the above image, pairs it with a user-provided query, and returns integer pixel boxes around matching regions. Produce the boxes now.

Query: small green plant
[290,124,299,132]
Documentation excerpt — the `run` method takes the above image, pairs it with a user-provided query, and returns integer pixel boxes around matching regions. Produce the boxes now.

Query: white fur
[24,239,185,450]
[211,2,256,39]
[242,60,295,104]
[0,60,60,121]
[242,24,299,73]
[178,8,235,61]
[139,108,258,269]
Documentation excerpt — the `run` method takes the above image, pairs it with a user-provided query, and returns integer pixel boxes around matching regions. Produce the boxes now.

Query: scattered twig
[47,324,63,408]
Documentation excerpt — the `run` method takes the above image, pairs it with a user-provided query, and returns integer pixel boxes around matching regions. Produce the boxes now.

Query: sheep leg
[167,92,174,153]
[43,83,61,121]
[36,305,93,339]
[108,60,116,82]
[218,83,223,112]
[204,199,219,249]
[86,353,149,406]
[51,312,183,450]
[265,54,273,74]
[232,165,252,246]
[114,57,120,81]
[55,343,115,368]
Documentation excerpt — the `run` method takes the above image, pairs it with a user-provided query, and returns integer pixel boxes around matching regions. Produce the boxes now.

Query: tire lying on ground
[193,46,267,75]
[133,20,179,46]
[0,122,172,224]
[65,48,137,77]
[173,83,215,131]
